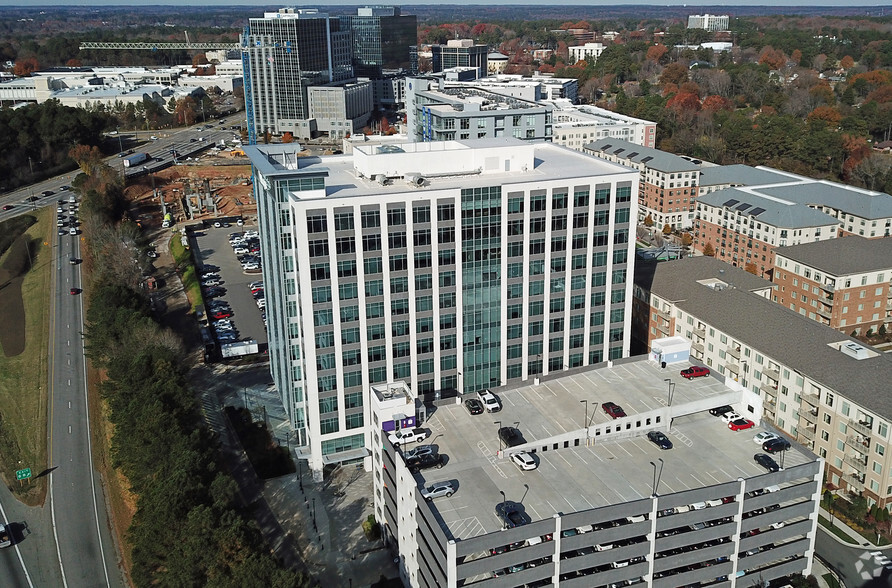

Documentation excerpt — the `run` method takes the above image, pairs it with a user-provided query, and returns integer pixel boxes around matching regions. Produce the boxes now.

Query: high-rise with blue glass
[339,6,417,78]
[245,138,638,477]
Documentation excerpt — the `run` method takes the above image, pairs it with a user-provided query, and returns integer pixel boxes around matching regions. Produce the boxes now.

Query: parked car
[204,287,226,298]
[498,427,524,448]
[753,431,780,445]
[201,279,222,287]
[389,427,428,446]
[680,366,710,379]
[403,445,435,461]
[476,389,502,412]
[602,402,626,419]
[464,398,484,415]
[762,438,792,454]
[510,451,537,471]
[754,453,780,472]
[709,405,734,417]
[233,246,249,255]
[495,502,528,529]
[420,481,455,501]
[729,418,755,431]
[210,310,232,319]
[647,431,673,450]
[249,280,263,289]
[407,453,444,473]
[721,411,742,423]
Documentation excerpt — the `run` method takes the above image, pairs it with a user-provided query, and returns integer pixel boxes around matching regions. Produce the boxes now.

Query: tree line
[74,154,310,587]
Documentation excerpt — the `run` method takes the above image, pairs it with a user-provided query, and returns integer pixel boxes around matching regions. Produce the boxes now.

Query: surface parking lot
[191,224,267,347]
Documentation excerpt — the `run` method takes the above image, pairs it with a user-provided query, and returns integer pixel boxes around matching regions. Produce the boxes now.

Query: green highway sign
[15,468,32,481]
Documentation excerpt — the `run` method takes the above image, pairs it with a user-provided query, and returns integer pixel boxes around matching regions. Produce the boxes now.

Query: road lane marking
[68,426,71,434]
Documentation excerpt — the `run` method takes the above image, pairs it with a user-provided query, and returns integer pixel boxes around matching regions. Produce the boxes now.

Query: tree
[659,63,689,89]
[191,53,209,68]
[69,144,105,175]
[174,97,198,126]
[840,55,855,70]
[744,262,759,275]
[681,233,693,247]
[662,223,672,235]
[644,214,654,227]
[702,242,715,257]
[13,57,39,77]
[282,132,294,144]
[758,46,787,70]
[646,44,668,63]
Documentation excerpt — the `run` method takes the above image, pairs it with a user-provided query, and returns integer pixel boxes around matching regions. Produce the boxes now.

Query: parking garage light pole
[494,421,502,451]
[499,490,507,530]
[580,400,588,430]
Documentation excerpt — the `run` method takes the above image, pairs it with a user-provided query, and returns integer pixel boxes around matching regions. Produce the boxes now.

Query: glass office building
[245,139,638,478]
[241,8,352,136]
[340,6,417,78]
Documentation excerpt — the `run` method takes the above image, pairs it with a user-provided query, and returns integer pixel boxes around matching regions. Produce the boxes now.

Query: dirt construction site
[124,162,255,229]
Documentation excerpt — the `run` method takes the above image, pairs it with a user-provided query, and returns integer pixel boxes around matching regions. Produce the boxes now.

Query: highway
[48,214,124,587]
[0,113,247,584]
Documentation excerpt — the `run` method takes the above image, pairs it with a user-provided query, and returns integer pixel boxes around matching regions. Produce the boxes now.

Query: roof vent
[840,341,872,360]
[405,173,425,187]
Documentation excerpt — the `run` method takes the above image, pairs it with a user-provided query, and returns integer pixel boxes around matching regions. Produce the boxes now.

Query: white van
[477,389,501,413]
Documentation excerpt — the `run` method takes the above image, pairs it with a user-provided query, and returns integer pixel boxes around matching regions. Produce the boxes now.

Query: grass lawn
[0,209,53,505]
[819,514,859,544]
[169,234,203,312]
[823,573,841,588]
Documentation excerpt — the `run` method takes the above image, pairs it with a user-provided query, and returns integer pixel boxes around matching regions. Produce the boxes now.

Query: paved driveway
[191,224,267,347]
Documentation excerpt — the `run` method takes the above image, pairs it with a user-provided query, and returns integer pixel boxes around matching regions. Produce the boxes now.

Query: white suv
[476,389,501,412]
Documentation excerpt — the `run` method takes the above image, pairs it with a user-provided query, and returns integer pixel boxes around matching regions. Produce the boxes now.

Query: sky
[1,1,891,6]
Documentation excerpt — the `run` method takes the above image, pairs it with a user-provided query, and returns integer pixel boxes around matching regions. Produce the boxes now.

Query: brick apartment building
[586,138,700,231]
[772,235,892,335]
[634,256,892,508]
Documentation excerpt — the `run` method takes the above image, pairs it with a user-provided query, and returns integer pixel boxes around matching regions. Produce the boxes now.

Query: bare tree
[851,154,892,191]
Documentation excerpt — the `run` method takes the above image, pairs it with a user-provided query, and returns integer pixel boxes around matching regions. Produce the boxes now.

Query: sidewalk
[818,506,887,548]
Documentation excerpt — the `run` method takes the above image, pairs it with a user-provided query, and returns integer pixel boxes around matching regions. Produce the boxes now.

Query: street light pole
[312,498,317,532]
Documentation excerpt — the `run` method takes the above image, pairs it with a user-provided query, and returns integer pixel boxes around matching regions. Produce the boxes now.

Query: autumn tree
[807,105,842,125]
[69,144,105,175]
[13,57,39,77]
[702,95,733,113]
[702,242,715,257]
[282,132,294,144]
[646,44,668,63]
[659,63,689,89]
[791,49,802,65]
[744,262,759,275]
[174,97,198,126]
[644,214,654,227]
[66,58,82,67]
[840,55,855,70]
[662,223,672,235]
[758,46,787,70]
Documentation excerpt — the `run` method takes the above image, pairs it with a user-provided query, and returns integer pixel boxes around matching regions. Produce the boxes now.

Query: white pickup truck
[0,522,11,548]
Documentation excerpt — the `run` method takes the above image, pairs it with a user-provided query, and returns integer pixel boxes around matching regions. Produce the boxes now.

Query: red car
[728,418,755,431]
[69,288,79,295]
[211,310,232,319]
[602,402,626,419]
[680,366,710,379]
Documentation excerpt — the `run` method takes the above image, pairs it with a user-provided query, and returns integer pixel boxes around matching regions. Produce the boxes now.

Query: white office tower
[245,138,638,477]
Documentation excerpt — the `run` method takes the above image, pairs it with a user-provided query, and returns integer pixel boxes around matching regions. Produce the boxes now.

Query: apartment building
[569,42,607,64]
[406,77,553,142]
[373,357,822,587]
[772,236,892,335]
[552,102,656,152]
[245,138,637,477]
[585,138,700,230]
[687,14,730,31]
[306,81,374,139]
[696,188,841,278]
[634,256,892,508]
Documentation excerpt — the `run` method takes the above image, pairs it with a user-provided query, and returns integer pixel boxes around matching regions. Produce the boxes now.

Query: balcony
[761,384,778,398]
[849,419,873,437]
[691,341,704,354]
[693,325,706,339]
[763,367,780,382]
[844,454,868,471]
[842,473,865,492]
[801,393,820,407]
[799,427,816,441]
[797,408,818,423]
[819,281,836,293]
[727,346,741,360]
[846,435,871,454]
[654,307,671,321]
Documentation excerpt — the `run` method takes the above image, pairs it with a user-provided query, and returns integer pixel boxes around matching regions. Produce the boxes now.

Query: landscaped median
[0,209,53,504]
[169,231,204,312]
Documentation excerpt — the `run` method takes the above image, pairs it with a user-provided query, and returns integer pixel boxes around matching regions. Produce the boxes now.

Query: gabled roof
[585,138,699,174]
[773,235,892,276]
[697,188,840,229]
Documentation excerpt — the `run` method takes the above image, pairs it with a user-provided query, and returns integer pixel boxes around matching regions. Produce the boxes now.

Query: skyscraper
[241,8,353,139]
[339,6,417,79]
[431,39,489,79]
[245,138,638,478]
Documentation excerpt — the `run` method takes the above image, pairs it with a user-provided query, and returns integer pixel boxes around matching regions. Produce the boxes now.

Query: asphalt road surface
[816,525,892,587]
[48,222,123,587]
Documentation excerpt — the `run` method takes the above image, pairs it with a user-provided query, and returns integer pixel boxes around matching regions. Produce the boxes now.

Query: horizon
[0,1,890,8]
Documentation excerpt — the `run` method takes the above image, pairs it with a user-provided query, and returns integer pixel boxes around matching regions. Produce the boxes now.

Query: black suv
[709,405,734,416]
[754,453,780,472]
[498,427,524,447]
[495,501,529,529]
[407,453,444,473]
[762,438,791,454]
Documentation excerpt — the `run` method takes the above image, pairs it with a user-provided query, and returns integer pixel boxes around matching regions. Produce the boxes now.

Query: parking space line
[555,452,573,468]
